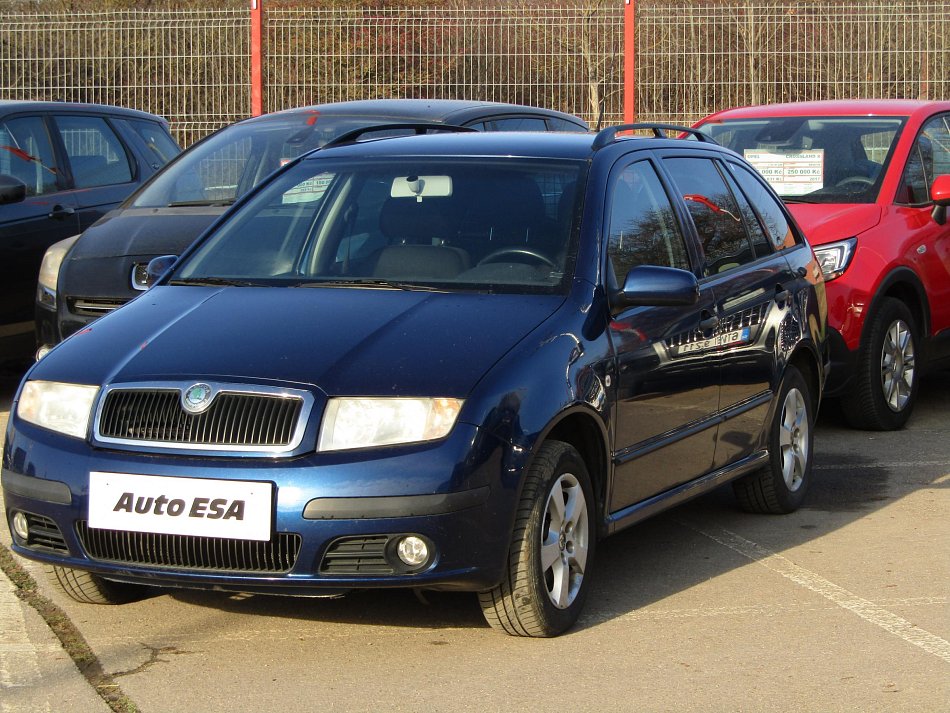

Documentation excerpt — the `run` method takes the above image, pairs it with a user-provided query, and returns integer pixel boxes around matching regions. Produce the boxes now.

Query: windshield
[173,156,585,294]
[699,116,905,204]
[130,113,455,209]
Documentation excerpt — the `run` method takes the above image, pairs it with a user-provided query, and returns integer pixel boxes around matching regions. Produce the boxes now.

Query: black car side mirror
[931,174,950,226]
[145,254,178,288]
[610,265,700,316]
[0,174,27,205]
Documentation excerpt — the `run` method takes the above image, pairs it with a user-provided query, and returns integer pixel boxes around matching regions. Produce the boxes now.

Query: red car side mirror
[931,175,950,225]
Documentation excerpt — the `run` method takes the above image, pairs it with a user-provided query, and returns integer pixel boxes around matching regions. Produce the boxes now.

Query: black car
[5,124,826,636]
[35,99,588,352]
[0,101,179,363]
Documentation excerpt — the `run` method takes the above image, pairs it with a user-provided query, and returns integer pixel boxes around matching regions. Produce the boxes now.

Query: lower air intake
[76,521,300,573]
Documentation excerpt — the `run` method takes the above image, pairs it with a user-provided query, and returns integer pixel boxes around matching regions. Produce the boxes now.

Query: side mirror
[145,254,178,288]
[931,174,950,226]
[0,174,27,205]
[610,265,699,316]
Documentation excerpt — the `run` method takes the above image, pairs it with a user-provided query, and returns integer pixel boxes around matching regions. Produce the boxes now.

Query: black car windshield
[130,114,458,209]
[699,116,906,204]
[172,156,586,294]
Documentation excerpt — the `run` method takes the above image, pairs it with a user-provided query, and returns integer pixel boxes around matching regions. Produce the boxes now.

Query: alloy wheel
[778,387,808,492]
[880,318,915,412]
[540,473,589,609]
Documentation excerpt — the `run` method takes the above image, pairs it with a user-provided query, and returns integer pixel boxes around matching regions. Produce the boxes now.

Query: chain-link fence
[1,2,947,146]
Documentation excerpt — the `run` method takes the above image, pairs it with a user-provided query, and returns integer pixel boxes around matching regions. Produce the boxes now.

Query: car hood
[68,206,227,260]
[787,203,883,246]
[33,286,566,397]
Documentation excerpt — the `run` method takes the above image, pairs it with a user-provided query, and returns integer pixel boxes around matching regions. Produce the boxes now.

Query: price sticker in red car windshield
[88,472,273,541]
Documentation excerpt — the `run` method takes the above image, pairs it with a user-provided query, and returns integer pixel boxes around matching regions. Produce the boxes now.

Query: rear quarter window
[728,162,797,250]
[126,119,180,166]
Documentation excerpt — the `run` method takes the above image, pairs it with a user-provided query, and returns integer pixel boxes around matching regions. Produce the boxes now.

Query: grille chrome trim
[69,298,127,317]
[93,381,315,455]
[77,520,300,573]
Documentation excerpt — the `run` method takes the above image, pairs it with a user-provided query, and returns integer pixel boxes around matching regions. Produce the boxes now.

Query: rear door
[660,153,800,469]
[51,113,136,231]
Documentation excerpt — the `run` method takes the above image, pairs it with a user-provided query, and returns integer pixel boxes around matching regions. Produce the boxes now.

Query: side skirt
[604,450,769,536]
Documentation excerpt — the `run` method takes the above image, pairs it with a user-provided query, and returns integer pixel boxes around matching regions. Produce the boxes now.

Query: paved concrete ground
[1,369,947,712]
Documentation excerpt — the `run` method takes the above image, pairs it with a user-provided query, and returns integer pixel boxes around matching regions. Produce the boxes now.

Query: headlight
[813,238,857,281]
[318,397,463,451]
[36,235,80,310]
[17,381,99,439]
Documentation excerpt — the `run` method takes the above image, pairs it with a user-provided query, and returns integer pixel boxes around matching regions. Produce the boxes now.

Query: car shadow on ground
[153,371,948,634]
[3,365,947,635]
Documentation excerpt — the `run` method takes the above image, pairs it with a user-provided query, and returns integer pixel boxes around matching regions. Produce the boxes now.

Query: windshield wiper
[166,199,235,207]
[294,278,444,292]
[168,277,260,287]
[781,196,824,204]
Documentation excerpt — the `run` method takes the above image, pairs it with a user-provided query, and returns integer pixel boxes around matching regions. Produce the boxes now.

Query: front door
[607,158,720,512]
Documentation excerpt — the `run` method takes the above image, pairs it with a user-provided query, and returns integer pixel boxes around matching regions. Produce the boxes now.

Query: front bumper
[2,420,518,595]
[823,326,857,397]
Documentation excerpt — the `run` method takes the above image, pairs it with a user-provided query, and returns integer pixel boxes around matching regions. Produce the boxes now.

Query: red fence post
[623,0,636,123]
[250,0,264,116]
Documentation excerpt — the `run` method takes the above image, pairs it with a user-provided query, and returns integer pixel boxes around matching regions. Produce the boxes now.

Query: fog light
[396,536,429,567]
[12,512,30,540]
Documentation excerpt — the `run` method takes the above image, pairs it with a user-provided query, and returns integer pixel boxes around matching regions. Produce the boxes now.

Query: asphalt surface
[1,365,947,712]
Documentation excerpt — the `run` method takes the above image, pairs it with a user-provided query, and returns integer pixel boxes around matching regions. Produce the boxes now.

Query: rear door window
[55,115,133,188]
[662,156,756,277]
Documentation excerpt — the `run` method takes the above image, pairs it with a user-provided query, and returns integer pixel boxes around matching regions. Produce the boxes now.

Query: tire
[47,565,146,605]
[734,365,813,514]
[841,297,919,431]
[478,441,595,637]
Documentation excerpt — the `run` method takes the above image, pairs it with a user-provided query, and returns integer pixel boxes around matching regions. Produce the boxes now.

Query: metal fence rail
[0,2,947,147]
[0,8,248,146]
[266,5,621,124]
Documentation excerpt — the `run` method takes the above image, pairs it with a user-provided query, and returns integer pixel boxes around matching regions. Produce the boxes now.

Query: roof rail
[322,122,476,149]
[592,123,718,151]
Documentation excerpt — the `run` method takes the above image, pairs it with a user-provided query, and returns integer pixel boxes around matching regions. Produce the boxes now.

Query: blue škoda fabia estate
[3,126,827,636]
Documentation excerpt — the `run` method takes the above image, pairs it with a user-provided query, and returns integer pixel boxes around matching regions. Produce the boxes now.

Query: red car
[696,100,950,430]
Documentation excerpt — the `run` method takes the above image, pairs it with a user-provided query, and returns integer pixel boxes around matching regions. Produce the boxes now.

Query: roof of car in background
[244,98,589,128]
[304,126,726,162]
[0,100,169,122]
[700,99,950,122]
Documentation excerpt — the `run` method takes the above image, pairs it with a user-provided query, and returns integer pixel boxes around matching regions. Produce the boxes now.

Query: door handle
[699,312,720,331]
[48,205,75,221]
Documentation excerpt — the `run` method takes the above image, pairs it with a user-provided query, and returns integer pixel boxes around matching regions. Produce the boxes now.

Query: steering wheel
[835,176,874,188]
[477,247,556,268]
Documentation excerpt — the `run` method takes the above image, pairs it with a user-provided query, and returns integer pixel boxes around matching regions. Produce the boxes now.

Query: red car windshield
[699,116,905,204]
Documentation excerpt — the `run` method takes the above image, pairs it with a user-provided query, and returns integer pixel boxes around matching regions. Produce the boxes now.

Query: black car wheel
[842,297,919,431]
[734,365,813,514]
[48,565,146,605]
[479,440,595,637]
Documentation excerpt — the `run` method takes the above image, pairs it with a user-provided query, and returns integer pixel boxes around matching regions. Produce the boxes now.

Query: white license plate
[88,471,273,541]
